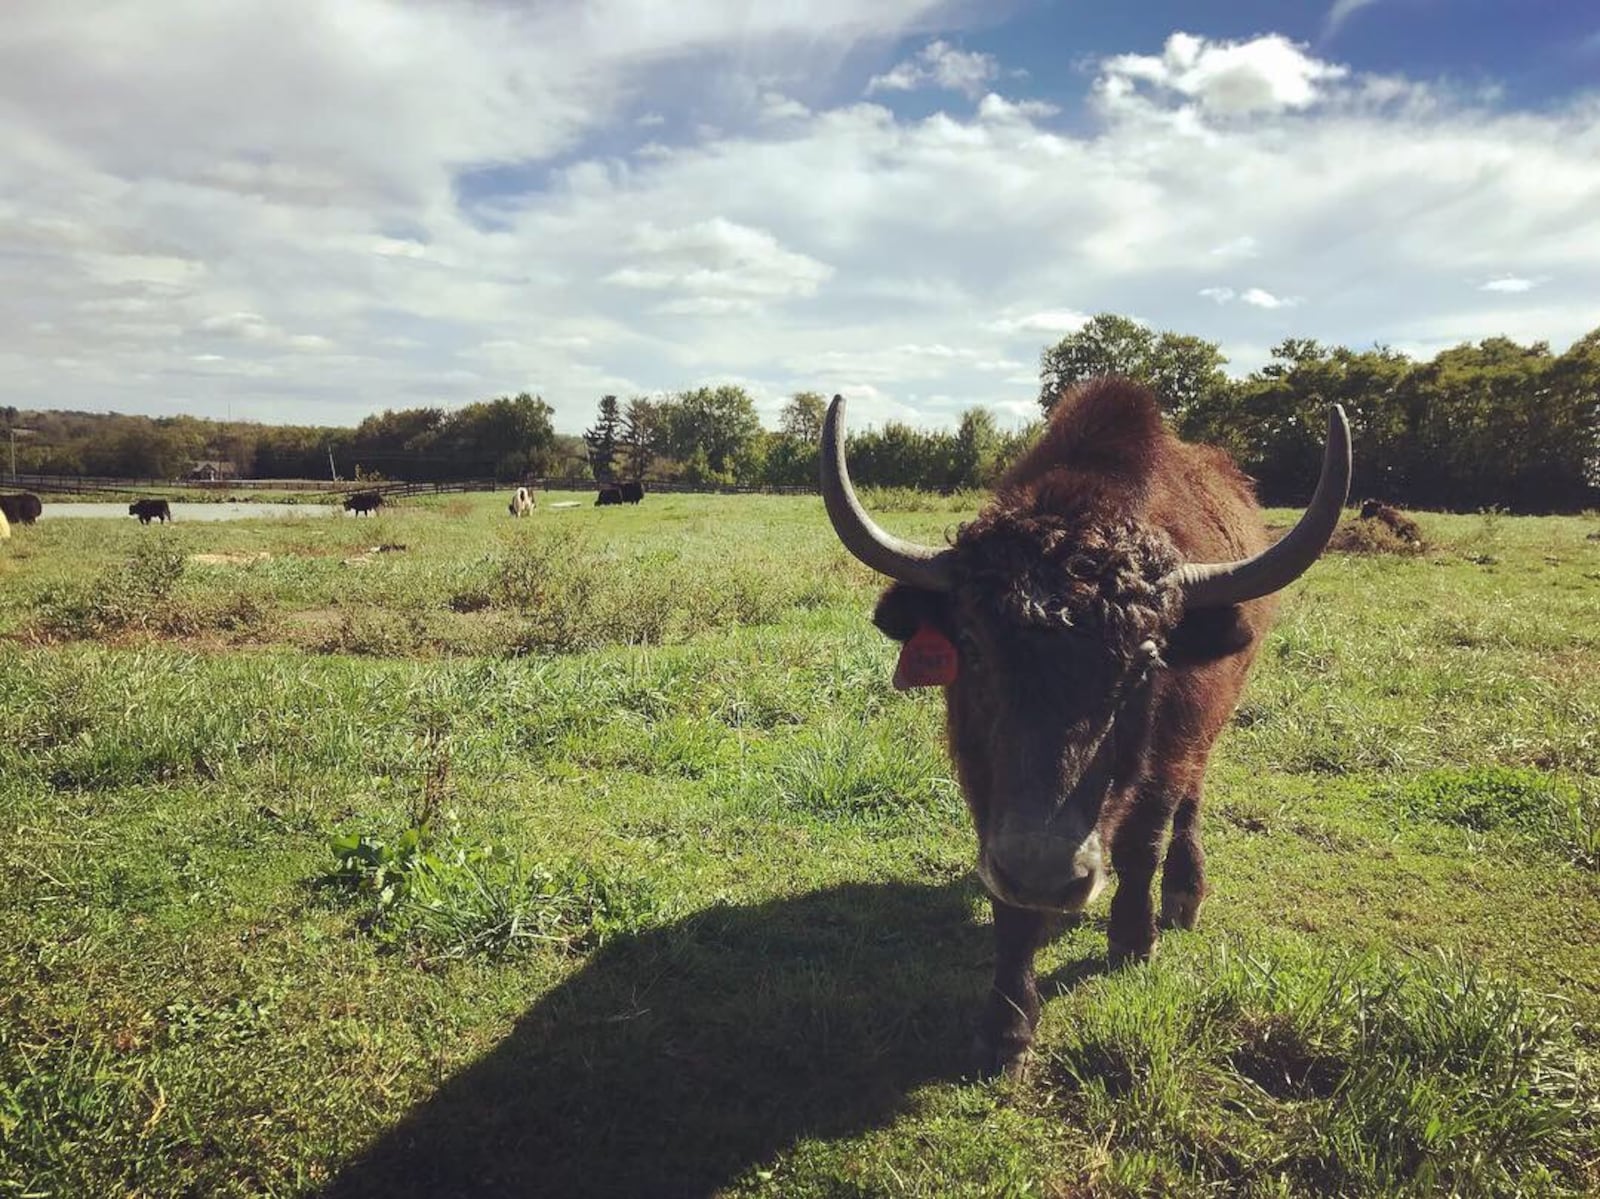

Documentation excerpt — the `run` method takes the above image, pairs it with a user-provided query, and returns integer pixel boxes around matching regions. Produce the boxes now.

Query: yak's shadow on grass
[321,878,1100,1198]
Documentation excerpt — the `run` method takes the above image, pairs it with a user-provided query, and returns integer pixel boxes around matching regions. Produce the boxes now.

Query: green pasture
[0,491,1596,1196]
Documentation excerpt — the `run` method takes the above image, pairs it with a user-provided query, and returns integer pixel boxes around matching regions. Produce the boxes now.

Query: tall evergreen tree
[619,397,658,481]
[583,394,622,482]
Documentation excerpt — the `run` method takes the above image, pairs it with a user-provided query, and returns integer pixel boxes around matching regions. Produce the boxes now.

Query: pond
[40,501,340,522]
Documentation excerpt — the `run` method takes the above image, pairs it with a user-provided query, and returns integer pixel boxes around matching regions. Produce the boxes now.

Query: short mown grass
[0,494,1597,1196]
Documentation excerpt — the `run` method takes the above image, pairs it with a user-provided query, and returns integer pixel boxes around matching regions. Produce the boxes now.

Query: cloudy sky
[3,1,1598,434]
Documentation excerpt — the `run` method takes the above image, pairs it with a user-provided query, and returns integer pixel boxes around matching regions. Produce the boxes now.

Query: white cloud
[604,218,833,313]
[868,40,999,99]
[758,92,811,123]
[1324,0,1383,39]
[1100,32,1348,117]
[1199,287,1300,310]
[976,93,1061,122]
[1210,236,1260,259]
[195,311,334,351]
[1240,288,1299,309]
[2,10,1599,433]
[1479,275,1540,293]
[986,310,1090,337]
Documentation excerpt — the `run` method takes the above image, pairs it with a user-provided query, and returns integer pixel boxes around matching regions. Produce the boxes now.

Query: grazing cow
[1358,498,1422,544]
[509,486,535,517]
[821,380,1350,1076]
[343,490,384,517]
[0,507,9,540]
[0,493,42,525]
[128,498,173,524]
[595,485,623,506]
[619,480,645,505]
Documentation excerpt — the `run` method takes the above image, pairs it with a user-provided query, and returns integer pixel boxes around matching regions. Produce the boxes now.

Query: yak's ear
[872,584,950,643]
[1165,604,1255,666]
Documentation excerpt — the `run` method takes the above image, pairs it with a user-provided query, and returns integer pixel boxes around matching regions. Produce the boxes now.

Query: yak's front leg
[973,900,1048,1079]
[1159,789,1208,931]
[1107,788,1181,967]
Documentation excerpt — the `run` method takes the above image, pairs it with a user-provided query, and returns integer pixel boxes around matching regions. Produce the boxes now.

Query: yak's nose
[980,830,1107,912]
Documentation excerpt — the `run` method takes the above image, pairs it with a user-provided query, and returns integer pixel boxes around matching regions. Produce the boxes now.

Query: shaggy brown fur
[872,378,1280,1077]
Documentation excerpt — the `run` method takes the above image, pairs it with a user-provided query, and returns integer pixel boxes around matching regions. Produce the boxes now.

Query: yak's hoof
[1158,888,1203,931]
[1107,937,1156,969]
[970,1032,1032,1081]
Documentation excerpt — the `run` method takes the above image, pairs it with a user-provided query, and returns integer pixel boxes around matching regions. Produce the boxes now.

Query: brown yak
[821,379,1350,1076]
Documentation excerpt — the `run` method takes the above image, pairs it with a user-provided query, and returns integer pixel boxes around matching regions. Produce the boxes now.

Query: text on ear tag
[894,623,959,690]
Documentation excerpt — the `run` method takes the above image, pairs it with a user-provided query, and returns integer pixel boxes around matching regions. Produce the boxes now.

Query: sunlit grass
[0,495,1596,1196]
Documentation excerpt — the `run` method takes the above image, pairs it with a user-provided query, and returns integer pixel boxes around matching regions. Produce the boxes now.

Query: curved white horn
[820,394,955,592]
[1167,404,1352,609]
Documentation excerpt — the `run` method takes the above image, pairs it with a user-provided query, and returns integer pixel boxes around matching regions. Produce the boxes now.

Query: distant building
[186,460,238,481]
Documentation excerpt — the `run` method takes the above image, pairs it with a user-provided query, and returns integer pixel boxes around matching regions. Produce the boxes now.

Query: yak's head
[821,393,1350,912]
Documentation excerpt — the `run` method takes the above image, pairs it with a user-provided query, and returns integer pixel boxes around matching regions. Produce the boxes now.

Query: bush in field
[449,527,818,654]
[320,826,659,960]
[36,541,187,639]
[35,542,280,643]
[314,607,436,657]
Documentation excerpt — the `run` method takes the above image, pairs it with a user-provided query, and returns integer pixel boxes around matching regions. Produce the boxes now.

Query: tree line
[1040,315,1598,512]
[4,316,1595,511]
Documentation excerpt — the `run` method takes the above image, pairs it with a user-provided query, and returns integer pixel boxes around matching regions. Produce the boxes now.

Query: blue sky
[2,0,1597,435]
[966,0,1599,109]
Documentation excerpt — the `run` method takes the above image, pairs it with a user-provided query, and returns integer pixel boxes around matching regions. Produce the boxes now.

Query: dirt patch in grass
[1326,517,1428,556]
[189,552,273,567]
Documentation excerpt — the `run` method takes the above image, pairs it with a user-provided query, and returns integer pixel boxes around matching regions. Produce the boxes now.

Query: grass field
[1,491,1597,1197]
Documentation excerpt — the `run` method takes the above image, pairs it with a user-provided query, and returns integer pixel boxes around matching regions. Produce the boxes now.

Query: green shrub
[450,527,808,654]
[36,541,187,640]
[320,826,660,960]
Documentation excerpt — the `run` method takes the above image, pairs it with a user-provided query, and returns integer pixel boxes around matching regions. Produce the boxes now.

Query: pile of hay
[1327,515,1428,555]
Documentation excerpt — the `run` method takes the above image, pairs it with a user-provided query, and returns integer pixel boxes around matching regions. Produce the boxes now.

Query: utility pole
[8,428,32,482]
[328,446,338,483]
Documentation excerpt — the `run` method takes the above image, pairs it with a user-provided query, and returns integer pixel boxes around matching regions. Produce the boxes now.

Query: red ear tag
[894,623,959,690]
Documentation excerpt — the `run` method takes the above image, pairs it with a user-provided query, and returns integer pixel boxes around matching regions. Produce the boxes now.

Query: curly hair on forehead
[951,509,1184,657]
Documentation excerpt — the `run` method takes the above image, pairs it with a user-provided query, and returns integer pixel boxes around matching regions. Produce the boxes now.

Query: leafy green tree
[952,407,1002,489]
[479,392,557,480]
[420,393,556,480]
[1549,329,1600,497]
[778,391,828,444]
[843,421,957,489]
[658,385,763,481]
[1039,313,1228,419]
[759,392,829,488]
[1398,337,1567,511]
[760,434,816,488]
[1193,338,1413,503]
